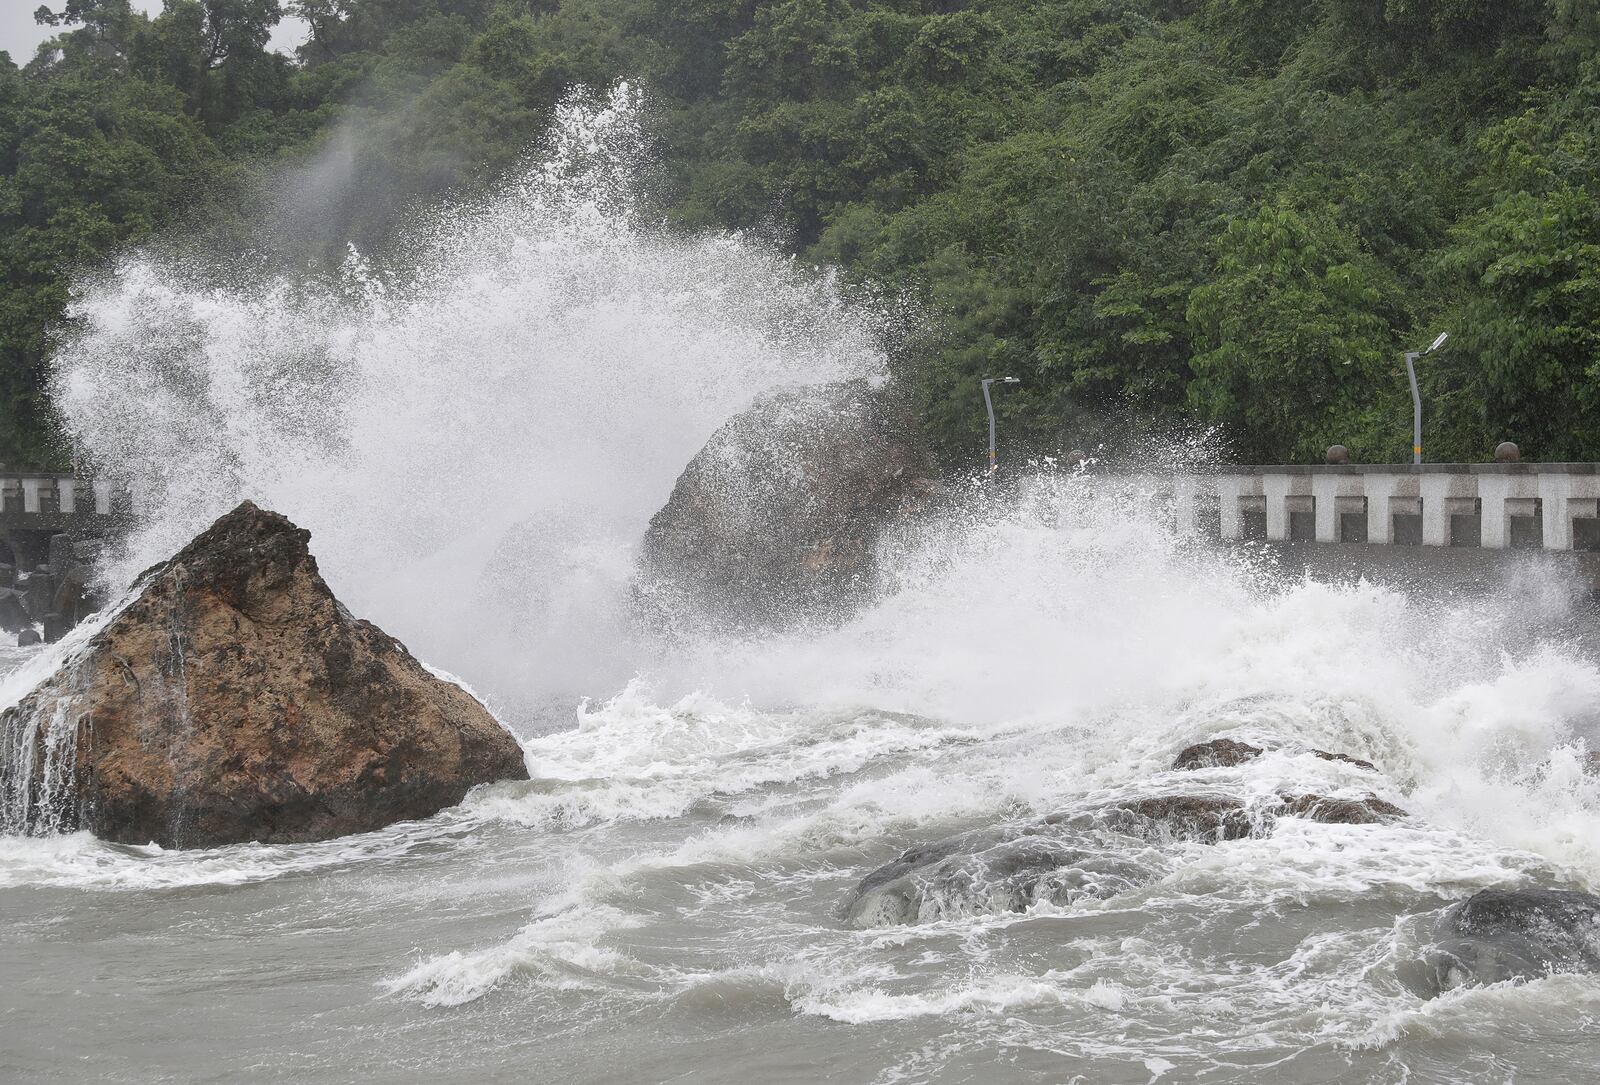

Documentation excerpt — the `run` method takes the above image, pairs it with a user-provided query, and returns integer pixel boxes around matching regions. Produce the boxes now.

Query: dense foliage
[4,0,1600,466]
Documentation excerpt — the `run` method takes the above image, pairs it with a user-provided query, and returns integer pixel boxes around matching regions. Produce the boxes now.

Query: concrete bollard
[1495,442,1521,463]
[1325,445,1349,465]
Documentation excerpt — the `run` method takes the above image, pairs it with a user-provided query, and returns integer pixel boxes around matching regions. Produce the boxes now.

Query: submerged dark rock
[846,789,1411,928]
[1403,888,1600,996]
[0,501,529,848]
[1172,738,1378,773]
[842,821,1166,929]
[1313,750,1377,771]
[1277,793,1405,824]
[637,379,936,630]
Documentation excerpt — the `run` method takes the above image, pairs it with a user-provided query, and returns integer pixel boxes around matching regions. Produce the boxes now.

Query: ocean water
[4,88,1600,1083]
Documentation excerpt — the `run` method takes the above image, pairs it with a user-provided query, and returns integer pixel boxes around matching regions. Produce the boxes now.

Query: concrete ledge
[1193,463,1600,476]
[1167,463,1600,551]
[1251,540,1600,592]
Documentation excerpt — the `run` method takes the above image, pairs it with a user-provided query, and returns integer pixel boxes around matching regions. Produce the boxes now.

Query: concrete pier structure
[0,471,126,567]
[1174,464,1600,551]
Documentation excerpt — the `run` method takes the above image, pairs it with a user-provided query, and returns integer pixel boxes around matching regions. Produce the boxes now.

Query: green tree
[1187,201,1405,462]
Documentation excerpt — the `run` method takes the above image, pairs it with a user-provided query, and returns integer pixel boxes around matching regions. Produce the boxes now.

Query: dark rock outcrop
[0,501,528,848]
[41,613,71,644]
[18,570,52,621]
[1173,739,1263,770]
[638,380,936,630]
[1278,793,1405,824]
[1313,750,1377,771]
[1403,888,1600,996]
[1172,738,1378,773]
[0,589,29,634]
[49,558,98,627]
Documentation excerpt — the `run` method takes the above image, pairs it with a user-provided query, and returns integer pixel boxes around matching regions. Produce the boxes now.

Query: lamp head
[1429,332,1449,352]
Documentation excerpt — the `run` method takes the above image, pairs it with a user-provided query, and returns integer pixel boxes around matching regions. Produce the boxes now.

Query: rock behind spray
[637,379,936,631]
[0,501,528,848]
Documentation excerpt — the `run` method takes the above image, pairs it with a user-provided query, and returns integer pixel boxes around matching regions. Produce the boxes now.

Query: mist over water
[6,85,1600,1083]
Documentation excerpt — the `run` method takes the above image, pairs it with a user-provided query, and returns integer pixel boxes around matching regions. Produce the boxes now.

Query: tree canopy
[4,0,1600,467]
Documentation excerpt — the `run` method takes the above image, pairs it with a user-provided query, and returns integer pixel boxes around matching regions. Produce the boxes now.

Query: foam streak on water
[3,87,1599,1084]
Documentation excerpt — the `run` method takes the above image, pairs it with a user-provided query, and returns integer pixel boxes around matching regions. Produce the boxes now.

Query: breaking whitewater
[4,89,1600,1083]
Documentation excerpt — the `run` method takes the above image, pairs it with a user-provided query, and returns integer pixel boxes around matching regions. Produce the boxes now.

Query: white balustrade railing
[1169,465,1600,551]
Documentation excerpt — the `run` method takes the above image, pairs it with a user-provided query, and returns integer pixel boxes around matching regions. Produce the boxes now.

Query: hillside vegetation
[4,0,1599,466]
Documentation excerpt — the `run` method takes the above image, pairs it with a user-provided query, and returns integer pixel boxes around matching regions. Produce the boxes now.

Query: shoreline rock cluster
[0,533,105,646]
[0,502,528,848]
[843,735,1600,995]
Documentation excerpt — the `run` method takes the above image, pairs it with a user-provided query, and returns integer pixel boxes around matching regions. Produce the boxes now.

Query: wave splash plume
[47,85,881,720]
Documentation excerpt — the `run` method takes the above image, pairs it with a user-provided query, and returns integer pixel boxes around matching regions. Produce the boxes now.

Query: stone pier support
[1262,474,1292,541]
[1312,475,1340,543]
[1173,476,1198,536]
[1363,473,1401,545]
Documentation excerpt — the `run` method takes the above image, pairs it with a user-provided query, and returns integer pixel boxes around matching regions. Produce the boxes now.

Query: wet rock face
[1172,738,1377,773]
[1278,794,1404,824]
[1173,739,1263,770]
[1404,889,1600,996]
[842,822,1167,929]
[637,380,936,631]
[1104,796,1256,842]
[0,501,529,848]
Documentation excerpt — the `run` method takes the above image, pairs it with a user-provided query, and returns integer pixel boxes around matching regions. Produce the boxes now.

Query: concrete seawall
[1170,464,1600,551]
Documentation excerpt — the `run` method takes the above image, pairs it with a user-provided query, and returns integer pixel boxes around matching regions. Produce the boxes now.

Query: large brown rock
[637,379,936,630]
[0,501,528,848]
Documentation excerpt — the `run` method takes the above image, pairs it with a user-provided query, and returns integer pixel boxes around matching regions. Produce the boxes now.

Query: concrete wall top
[0,471,100,480]
[1199,463,1600,476]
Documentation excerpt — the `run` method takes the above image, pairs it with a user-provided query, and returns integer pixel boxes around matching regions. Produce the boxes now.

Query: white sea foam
[384,898,649,1008]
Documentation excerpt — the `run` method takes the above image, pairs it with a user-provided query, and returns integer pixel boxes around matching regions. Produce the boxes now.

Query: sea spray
[47,85,885,723]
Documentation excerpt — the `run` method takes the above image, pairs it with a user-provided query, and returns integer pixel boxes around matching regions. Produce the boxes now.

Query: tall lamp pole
[982,376,1020,476]
[1404,332,1450,464]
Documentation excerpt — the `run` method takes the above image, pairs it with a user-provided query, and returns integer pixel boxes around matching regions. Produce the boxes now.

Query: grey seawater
[3,536,1600,1085]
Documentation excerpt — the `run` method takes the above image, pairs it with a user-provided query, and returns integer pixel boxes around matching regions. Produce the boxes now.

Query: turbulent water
[5,88,1600,1082]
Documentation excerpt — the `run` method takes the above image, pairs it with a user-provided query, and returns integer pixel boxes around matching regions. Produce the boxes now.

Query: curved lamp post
[1405,332,1449,464]
[982,376,1020,476]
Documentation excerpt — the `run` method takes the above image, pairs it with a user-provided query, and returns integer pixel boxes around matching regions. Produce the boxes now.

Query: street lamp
[981,376,1020,476]
[1405,332,1449,465]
